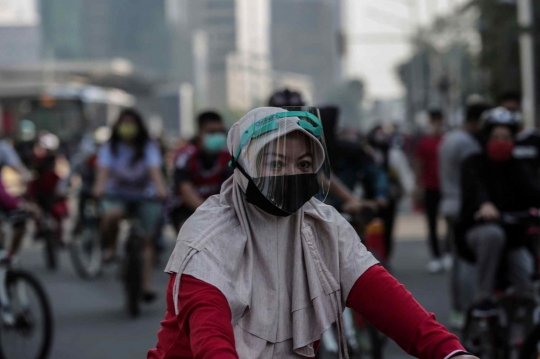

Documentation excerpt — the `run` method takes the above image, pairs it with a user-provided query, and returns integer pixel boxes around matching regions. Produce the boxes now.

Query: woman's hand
[474,202,500,221]
[342,198,378,215]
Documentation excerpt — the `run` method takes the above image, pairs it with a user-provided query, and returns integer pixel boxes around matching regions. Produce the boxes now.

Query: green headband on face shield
[231,111,323,165]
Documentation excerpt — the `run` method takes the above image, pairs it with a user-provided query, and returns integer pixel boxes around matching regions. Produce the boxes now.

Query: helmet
[481,107,521,136]
[268,89,305,107]
[18,119,36,142]
[38,132,60,152]
[93,126,111,145]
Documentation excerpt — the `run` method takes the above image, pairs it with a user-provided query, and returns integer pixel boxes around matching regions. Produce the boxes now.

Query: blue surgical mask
[203,133,227,153]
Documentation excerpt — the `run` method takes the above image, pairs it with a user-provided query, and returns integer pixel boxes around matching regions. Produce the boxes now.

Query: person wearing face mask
[457,107,540,315]
[93,109,167,302]
[170,111,232,231]
[148,107,476,359]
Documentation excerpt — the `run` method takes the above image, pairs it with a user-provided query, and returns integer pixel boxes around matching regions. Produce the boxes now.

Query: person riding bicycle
[27,132,69,246]
[93,109,167,302]
[170,111,232,231]
[0,139,33,257]
[148,107,475,359]
[457,107,540,315]
[69,126,110,232]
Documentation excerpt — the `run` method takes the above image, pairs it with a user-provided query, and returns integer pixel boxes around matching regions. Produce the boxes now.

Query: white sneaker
[442,254,453,271]
[426,259,444,274]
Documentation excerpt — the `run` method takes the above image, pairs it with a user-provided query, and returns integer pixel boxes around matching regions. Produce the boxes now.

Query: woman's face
[118,115,136,127]
[116,115,140,142]
[257,132,315,177]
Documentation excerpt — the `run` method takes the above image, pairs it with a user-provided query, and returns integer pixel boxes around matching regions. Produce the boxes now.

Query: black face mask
[233,162,319,216]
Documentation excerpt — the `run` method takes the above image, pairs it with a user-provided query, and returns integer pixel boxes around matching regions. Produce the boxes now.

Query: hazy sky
[0,0,38,25]
[344,0,468,100]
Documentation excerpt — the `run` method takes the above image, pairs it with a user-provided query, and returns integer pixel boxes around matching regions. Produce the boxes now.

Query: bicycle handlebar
[498,208,540,226]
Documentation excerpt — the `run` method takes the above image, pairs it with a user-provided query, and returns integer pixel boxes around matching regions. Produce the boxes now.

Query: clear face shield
[232,107,331,214]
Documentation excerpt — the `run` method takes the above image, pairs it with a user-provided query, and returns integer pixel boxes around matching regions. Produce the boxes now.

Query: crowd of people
[0,88,537,358]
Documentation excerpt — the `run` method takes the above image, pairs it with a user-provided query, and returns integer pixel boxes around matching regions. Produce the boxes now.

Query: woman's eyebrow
[298,153,313,160]
[264,152,285,159]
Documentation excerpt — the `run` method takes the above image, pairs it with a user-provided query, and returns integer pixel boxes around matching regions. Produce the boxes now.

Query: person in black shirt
[458,107,540,312]
[170,111,232,231]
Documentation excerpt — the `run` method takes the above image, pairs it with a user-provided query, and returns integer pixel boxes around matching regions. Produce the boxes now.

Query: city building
[0,0,41,66]
[271,0,343,101]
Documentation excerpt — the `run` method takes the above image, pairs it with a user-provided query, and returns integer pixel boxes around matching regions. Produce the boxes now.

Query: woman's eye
[269,161,284,170]
[298,161,312,170]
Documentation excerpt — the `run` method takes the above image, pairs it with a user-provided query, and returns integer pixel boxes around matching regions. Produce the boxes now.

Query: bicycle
[89,195,162,318]
[0,210,54,359]
[69,197,103,279]
[461,209,540,359]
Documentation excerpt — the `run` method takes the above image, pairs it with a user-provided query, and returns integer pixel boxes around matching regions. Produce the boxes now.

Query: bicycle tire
[0,270,54,359]
[43,232,57,272]
[69,224,102,279]
[124,234,143,318]
[462,308,507,359]
[519,324,540,359]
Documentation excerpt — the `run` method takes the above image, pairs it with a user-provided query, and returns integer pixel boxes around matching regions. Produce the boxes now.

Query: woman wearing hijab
[148,108,475,359]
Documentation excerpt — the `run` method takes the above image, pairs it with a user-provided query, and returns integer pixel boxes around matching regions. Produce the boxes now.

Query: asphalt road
[17,233,457,359]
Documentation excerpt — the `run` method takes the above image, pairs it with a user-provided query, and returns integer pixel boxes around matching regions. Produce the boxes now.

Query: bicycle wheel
[462,309,506,359]
[123,234,143,318]
[520,325,540,359]
[69,223,102,279]
[0,270,53,359]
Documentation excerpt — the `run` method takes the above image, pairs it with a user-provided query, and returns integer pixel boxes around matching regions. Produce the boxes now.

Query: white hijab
[165,107,378,358]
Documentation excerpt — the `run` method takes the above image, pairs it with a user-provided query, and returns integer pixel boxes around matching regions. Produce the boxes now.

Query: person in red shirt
[170,111,232,231]
[415,110,447,273]
[149,107,475,359]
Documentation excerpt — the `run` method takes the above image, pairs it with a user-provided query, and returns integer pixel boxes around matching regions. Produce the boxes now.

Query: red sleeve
[346,265,466,359]
[179,274,238,359]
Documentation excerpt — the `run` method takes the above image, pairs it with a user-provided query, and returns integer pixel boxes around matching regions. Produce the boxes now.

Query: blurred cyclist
[27,132,69,246]
[458,107,540,314]
[0,138,33,257]
[93,109,167,302]
[415,109,447,273]
[368,124,414,259]
[170,111,232,231]
[439,100,489,327]
[69,126,110,232]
